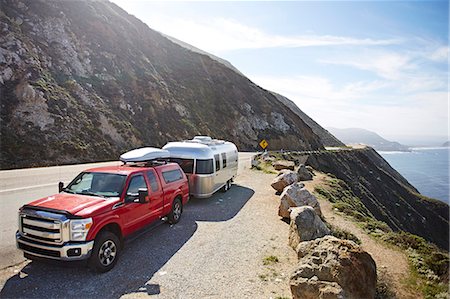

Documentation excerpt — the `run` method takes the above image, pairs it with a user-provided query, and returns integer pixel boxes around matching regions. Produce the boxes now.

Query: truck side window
[146,171,159,192]
[214,154,220,171]
[162,169,183,183]
[126,175,147,195]
[221,153,227,168]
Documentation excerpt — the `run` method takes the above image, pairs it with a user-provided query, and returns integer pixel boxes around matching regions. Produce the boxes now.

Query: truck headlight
[69,218,93,241]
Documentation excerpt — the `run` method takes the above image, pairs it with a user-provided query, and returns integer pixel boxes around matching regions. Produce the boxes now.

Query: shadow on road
[0,185,254,298]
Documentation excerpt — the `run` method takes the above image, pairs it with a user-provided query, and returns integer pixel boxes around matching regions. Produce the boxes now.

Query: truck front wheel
[89,231,120,273]
[168,198,182,224]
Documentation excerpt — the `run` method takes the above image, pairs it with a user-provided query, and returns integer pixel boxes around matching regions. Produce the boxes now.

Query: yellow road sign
[259,139,268,149]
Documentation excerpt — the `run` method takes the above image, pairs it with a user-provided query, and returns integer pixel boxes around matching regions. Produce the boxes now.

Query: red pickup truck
[16,162,189,272]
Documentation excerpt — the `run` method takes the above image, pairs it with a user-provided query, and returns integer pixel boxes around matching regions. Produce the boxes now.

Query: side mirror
[58,182,64,193]
[138,188,148,203]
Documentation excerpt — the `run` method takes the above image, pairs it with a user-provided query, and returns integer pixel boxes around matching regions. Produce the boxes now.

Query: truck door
[121,173,152,234]
[145,170,164,221]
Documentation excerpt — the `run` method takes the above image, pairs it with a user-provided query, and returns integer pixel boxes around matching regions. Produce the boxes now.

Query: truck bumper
[16,231,94,261]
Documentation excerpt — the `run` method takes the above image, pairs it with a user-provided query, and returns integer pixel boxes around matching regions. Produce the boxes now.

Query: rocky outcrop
[270,92,344,147]
[297,164,313,181]
[279,183,322,218]
[271,170,298,192]
[290,236,377,299]
[288,207,330,249]
[0,0,324,169]
[273,160,295,171]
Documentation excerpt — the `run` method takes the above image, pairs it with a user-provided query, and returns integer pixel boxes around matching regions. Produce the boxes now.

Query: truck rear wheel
[89,231,120,273]
[168,198,182,224]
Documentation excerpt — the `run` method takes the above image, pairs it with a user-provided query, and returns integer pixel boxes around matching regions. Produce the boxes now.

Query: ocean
[379,147,449,204]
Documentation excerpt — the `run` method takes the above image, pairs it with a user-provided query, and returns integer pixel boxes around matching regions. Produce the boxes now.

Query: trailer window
[170,158,194,174]
[162,169,183,183]
[196,159,214,174]
[221,153,227,168]
[214,154,220,171]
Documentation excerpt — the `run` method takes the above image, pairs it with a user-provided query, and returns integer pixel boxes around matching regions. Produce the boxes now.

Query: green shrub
[327,223,361,245]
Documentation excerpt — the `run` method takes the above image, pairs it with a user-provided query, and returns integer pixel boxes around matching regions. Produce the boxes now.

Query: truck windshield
[65,172,126,198]
[170,158,194,174]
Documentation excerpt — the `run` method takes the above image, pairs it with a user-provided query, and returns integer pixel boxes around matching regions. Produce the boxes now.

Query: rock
[305,165,315,176]
[291,236,377,299]
[288,206,330,249]
[279,183,322,218]
[262,156,275,162]
[273,160,295,171]
[290,276,344,299]
[297,164,313,181]
[251,158,260,168]
[271,171,299,192]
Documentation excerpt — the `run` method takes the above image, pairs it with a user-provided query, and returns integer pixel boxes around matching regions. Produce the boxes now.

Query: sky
[110,0,449,143]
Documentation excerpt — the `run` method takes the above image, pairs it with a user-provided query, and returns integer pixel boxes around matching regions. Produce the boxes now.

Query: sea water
[379,148,449,203]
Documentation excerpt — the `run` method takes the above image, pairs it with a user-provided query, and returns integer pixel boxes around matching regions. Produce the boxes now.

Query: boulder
[279,183,322,218]
[251,159,260,168]
[288,206,330,249]
[297,164,313,181]
[273,160,295,171]
[290,236,377,299]
[271,171,299,192]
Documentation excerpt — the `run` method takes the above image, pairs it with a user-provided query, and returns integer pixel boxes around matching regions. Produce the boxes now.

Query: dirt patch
[304,172,421,299]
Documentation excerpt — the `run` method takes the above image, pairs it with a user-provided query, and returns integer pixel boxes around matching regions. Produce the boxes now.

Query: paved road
[0,153,255,270]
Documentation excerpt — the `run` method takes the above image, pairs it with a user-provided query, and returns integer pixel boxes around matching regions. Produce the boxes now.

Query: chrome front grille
[19,209,68,245]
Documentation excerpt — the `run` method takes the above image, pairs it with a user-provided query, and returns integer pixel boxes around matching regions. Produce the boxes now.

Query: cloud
[249,74,448,137]
[319,49,448,93]
[429,46,449,62]
[321,52,414,80]
[145,16,400,53]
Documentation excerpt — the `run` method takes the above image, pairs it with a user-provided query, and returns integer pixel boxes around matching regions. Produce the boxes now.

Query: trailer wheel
[221,181,228,192]
[168,197,182,224]
[221,180,232,192]
[89,231,120,273]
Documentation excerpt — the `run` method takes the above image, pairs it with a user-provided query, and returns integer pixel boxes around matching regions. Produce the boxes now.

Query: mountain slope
[0,0,323,169]
[165,35,344,148]
[328,127,410,151]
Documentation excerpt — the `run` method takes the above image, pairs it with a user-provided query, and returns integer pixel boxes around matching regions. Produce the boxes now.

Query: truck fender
[87,215,123,241]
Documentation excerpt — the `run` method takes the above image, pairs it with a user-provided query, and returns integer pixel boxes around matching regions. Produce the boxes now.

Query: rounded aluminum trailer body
[163,139,238,198]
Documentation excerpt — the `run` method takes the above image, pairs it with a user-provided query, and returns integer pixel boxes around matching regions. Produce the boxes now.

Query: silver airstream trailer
[163,136,238,198]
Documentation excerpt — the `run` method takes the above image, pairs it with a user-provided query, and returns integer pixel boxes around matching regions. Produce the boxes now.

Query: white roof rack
[187,136,225,146]
[193,136,213,142]
[120,147,170,163]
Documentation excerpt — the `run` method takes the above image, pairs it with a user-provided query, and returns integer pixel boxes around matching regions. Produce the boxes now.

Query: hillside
[305,148,449,250]
[0,0,324,169]
[328,127,410,151]
[165,36,344,148]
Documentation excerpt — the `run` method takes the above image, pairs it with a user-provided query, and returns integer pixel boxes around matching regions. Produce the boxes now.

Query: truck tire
[168,198,182,224]
[89,231,120,273]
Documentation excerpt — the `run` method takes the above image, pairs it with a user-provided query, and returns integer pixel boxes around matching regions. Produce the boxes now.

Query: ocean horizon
[379,147,449,204]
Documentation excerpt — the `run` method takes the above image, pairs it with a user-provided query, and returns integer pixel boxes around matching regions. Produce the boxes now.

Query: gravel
[0,154,296,298]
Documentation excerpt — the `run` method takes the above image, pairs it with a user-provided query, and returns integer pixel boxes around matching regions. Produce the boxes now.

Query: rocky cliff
[0,0,325,169]
[305,148,449,250]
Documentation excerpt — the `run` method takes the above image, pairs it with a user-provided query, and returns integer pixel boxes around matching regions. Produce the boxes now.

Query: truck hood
[27,193,110,215]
